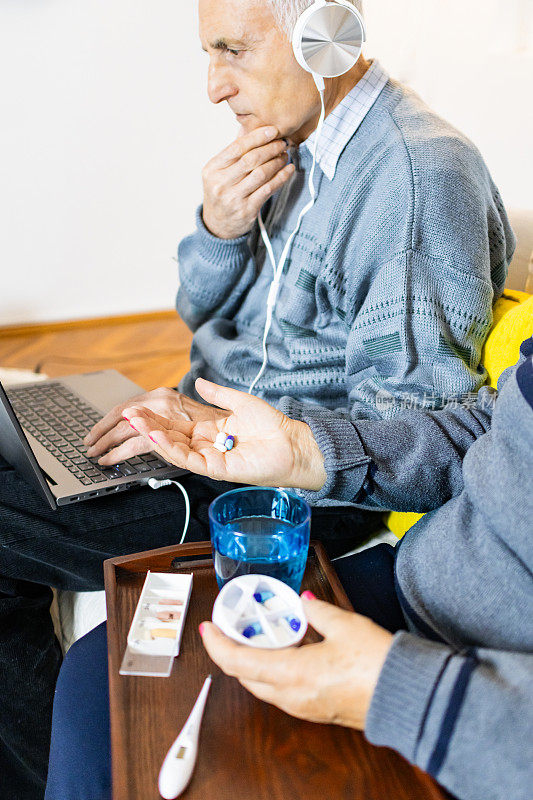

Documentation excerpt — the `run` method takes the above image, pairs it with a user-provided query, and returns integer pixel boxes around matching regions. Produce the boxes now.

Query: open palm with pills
[122,377,326,492]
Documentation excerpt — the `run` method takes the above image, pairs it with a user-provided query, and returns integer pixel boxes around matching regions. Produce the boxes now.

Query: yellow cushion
[482,290,533,387]
[387,290,533,539]
[386,511,424,539]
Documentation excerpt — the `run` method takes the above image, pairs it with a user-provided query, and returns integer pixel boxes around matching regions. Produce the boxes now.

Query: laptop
[0,369,185,510]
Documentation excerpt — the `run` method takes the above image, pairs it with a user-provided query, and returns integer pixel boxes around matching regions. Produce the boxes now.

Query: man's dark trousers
[0,454,381,800]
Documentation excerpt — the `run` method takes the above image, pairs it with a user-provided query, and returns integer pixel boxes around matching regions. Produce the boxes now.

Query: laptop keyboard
[7,382,167,486]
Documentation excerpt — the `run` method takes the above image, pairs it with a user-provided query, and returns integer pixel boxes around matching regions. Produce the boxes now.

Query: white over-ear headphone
[292,0,366,80]
[249,1,366,395]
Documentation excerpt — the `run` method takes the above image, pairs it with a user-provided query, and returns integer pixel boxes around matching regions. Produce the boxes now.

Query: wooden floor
[0,311,193,390]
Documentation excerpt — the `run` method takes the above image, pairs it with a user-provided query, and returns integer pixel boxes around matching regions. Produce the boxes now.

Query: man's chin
[236,117,292,142]
[237,115,259,134]
[236,115,279,136]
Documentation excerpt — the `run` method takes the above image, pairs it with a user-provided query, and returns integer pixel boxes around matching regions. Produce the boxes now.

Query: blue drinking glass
[209,487,311,592]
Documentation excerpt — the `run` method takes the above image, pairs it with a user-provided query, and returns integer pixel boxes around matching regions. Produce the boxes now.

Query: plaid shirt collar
[303,59,389,181]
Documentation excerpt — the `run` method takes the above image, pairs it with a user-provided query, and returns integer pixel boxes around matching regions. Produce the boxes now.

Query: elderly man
[0,1,516,798]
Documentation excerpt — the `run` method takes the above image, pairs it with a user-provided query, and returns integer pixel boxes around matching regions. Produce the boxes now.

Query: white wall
[364,0,533,211]
[0,0,235,324]
[1,0,532,325]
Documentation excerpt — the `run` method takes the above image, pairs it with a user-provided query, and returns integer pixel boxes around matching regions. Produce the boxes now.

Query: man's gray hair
[266,0,363,38]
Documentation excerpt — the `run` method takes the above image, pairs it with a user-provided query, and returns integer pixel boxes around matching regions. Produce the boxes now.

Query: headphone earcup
[292,1,366,79]
[292,5,315,73]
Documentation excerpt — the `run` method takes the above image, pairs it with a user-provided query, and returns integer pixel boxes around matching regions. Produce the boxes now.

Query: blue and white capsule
[253,591,275,604]
[241,622,263,639]
[285,616,301,632]
[213,432,236,453]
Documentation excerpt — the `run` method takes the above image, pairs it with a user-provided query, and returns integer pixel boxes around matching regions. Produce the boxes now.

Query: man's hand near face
[202,125,295,239]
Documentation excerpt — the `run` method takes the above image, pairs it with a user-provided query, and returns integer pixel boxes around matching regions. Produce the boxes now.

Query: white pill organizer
[119,571,193,678]
[212,575,308,649]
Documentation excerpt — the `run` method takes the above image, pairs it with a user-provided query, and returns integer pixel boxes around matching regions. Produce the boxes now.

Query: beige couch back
[507,210,533,292]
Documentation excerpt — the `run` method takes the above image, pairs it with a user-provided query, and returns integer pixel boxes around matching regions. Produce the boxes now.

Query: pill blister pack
[212,574,307,649]
[120,571,193,677]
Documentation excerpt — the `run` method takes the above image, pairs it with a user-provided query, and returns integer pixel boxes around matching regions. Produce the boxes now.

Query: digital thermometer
[158,675,212,799]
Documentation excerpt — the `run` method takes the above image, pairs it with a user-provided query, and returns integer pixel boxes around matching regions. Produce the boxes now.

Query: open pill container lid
[212,575,307,649]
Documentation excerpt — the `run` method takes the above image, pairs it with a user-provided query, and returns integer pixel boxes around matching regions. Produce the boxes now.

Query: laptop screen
[0,380,57,510]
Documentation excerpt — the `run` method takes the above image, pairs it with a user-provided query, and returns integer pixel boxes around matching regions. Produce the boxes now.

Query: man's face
[199,0,320,142]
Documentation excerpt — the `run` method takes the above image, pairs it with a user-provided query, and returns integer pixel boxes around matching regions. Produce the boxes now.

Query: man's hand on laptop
[202,126,294,240]
[83,388,225,466]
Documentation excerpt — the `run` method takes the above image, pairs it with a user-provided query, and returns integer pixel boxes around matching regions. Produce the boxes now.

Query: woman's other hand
[199,593,393,730]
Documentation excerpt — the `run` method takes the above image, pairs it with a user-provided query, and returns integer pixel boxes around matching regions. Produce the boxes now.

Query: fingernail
[301,591,316,601]
[86,447,95,456]
[198,623,206,636]
[265,126,277,139]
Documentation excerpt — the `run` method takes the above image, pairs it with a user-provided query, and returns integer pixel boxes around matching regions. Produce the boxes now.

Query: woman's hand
[122,378,327,491]
[199,593,393,730]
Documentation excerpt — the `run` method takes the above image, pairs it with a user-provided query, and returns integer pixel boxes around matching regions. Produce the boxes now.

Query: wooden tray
[104,541,447,800]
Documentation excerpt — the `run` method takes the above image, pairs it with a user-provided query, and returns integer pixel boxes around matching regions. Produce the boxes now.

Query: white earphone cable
[249,76,326,395]
[147,477,191,545]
